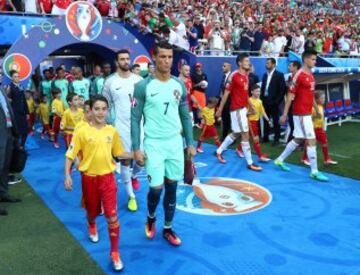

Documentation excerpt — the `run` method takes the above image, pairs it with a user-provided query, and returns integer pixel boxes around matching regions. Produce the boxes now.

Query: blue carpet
[23,136,360,275]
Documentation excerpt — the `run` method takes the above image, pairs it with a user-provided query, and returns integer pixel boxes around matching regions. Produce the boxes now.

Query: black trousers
[221,97,231,141]
[287,111,294,142]
[0,128,14,197]
[263,102,281,142]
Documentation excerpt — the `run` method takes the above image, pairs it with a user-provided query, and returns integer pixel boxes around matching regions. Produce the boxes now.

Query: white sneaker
[89,225,99,243]
[111,252,124,271]
[8,176,22,185]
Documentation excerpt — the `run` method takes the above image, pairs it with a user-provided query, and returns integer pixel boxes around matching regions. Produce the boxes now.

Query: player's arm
[131,81,146,165]
[313,99,321,118]
[64,133,81,191]
[279,92,294,124]
[216,89,230,117]
[112,132,133,159]
[179,86,196,157]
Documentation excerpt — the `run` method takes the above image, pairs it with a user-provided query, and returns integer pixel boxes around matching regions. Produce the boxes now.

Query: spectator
[260,34,276,57]
[208,20,226,56]
[172,18,190,50]
[186,19,199,53]
[231,20,242,51]
[95,0,110,17]
[273,29,287,57]
[252,24,266,55]
[193,15,205,40]
[51,0,71,15]
[9,0,23,11]
[0,87,22,216]
[284,28,294,54]
[315,31,325,54]
[7,70,29,147]
[260,58,286,145]
[238,22,254,53]
[304,31,317,52]
[24,0,37,13]
[39,0,52,14]
[291,28,305,54]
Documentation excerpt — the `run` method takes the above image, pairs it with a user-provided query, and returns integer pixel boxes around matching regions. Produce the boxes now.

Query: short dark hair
[236,53,249,65]
[52,87,61,96]
[78,95,85,99]
[84,99,91,107]
[56,67,64,73]
[90,95,109,109]
[66,92,78,103]
[290,61,301,70]
[116,49,130,59]
[43,69,50,75]
[102,62,111,67]
[153,41,173,56]
[131,64,140,70]
[9,70,18,77]
[251,84,260,91]
[207,97,219,105]
[267,58,276,65]
[302,49,317,61]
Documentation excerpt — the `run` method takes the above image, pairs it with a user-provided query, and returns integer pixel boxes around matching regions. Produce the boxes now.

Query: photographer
[238,22,255,53]
[208,20,226,56]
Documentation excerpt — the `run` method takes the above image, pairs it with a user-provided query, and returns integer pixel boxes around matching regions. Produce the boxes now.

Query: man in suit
[260,58,286,145]
[0,86,22,216]
[8,70,29,147]
[219,62,232,141]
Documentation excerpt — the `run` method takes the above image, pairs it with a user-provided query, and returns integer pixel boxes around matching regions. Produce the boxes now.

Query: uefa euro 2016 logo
[177,177,272,216]
[65,1,102,42]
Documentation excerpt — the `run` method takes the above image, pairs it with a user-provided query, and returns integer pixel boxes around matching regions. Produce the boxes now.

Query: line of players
[29,45,333,271]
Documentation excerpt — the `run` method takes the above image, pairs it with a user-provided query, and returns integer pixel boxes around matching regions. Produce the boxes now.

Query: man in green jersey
[93,62,112,95]
[131,42,196,246]
[69,67,90,100]
[52,67,69,107]
[40,69,53,105]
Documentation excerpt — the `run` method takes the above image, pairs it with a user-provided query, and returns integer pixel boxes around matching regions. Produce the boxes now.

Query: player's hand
[134,150,145,166]
[64,175,73,191]
[186,146,197,159]
[215,109,222,118]
[279,115,287,125]
[268,120,274,128]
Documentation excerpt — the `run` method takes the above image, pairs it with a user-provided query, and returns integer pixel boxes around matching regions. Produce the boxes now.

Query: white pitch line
[329,153,351,159]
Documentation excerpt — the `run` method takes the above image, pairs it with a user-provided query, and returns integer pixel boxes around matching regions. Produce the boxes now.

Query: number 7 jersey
[133,76,187,140]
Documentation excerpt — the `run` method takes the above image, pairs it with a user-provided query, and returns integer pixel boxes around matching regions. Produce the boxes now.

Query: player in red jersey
[275,50,328,182]
[215,53,262,171]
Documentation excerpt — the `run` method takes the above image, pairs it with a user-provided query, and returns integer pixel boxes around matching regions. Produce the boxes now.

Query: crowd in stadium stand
[0,0,359,56]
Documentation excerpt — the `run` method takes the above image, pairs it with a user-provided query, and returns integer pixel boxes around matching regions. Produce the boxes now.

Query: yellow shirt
[312,104,324,129]
[26,98,35,114]
[65,124,124,176]
[61,108,84,135]
[201,107,215,126]
[248,97,265,121]
[52,98,66,117]
[37,103,50,124]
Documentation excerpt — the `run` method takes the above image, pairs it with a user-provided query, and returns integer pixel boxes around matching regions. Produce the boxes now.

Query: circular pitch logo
[3,53,32,81]
[65,1,102,42]
[177,177,272,216]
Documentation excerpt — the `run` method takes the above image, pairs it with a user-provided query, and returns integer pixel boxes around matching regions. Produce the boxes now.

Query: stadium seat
[325,101,338,119]
[343,99,356,115]
[334,100,346,117]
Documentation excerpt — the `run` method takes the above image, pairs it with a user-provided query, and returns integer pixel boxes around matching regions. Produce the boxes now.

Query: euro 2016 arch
[1,1,153,86]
